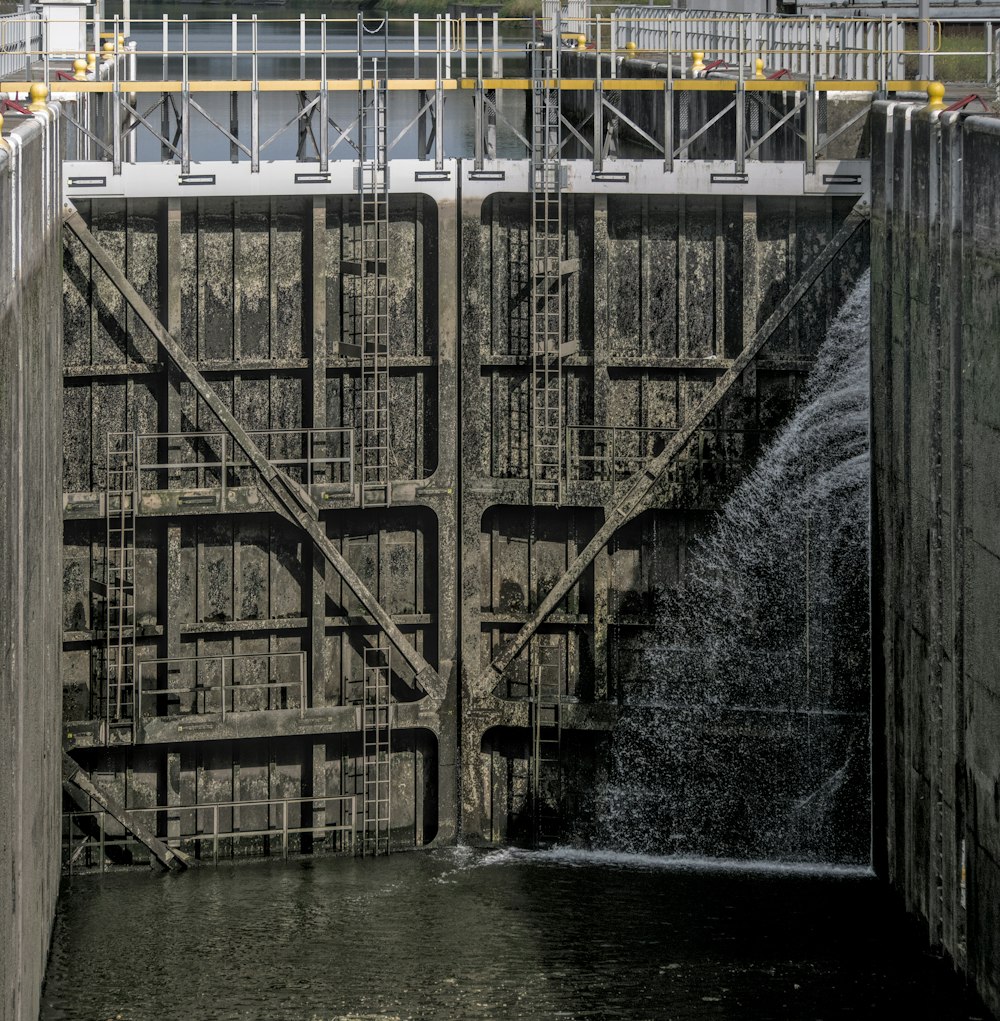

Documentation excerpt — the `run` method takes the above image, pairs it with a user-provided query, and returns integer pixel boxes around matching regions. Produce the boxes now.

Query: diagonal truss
[62,752,193,870]
[64,205,446,702]
[478,199,871,691]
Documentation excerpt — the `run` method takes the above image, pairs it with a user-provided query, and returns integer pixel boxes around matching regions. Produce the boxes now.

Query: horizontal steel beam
[62,158,869,200]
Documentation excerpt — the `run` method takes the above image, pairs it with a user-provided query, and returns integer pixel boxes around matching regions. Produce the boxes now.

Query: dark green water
[41,848,986,1021]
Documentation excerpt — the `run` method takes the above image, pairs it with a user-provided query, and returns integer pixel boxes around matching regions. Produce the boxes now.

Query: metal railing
[611,8,1000,85]
[135,650,308,726]
[2,11,946,175]
[567,424,769,494]
[108,428,356,505]
[0,9,41,82]
[613,8,909,79]
[63,793,356,871]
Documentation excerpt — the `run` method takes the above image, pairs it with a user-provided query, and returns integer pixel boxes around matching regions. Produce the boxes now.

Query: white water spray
[595,271,872,865]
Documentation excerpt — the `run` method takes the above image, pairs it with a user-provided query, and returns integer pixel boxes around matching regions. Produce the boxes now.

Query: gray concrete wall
[871,102,1000,1018]
[0,108,65,1020]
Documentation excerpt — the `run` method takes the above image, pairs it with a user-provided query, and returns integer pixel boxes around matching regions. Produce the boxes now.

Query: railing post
[592,77,602,172]
[221,656,227,724]
[735,14,745,174]
[413,13,420,79]
[320,15,329,172]
[664,55,673,173]
[282,801,288,860]
[299,11,306,81]
[99,813,105,875]
[213,804,219,865]
[112,15,122,175]
[805,16,815,175]
[444,12,452,79]
[610,12,617,78]
[492,12,500,78]
[474,78,483,169]
[160,14,170,162]
[181,14,191,174]
[231,14,239,164]
[460,13,467,79]
[251,15,259,173]
[435,15,444,170]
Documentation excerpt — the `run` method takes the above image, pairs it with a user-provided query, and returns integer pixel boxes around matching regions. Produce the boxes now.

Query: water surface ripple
[42,847,984,1021]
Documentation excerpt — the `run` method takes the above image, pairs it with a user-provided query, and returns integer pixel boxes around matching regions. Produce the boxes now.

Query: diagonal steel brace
[64,206,445,702]
[62,751,194,870]
[478,199,871,689]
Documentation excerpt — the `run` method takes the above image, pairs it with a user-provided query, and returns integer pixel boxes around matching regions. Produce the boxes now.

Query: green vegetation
[904,26,993,83]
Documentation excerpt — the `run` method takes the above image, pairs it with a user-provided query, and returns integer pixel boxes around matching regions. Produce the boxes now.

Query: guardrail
[64,793,356,871]
[0,9,41,82]
[1,12,945,175]
[109,428,356,505]
[135,650,308,726]
[567,424,769,495]
[613,7,909,80]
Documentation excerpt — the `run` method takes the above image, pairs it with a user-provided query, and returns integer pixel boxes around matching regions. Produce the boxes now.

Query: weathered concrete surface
[871,102,1000,1018]
[0,109,64,1020]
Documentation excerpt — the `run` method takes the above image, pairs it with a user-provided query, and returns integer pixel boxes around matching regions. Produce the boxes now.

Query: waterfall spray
[596,271,872,865]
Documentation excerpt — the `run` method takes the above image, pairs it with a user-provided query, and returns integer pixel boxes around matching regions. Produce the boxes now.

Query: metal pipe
[918,0,930,80]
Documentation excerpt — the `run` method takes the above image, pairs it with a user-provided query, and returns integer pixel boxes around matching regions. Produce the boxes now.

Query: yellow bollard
[625,40,637,57]
[0,112,5,145]
[117,33,126,49]
[691,50,705,75]
[102,40,115,57]
[28,83,49,113]
[926,81,946,111]
[87,51,97,72]
[73,57,88,81]
[577,34,586,50]
[754,58,765,80]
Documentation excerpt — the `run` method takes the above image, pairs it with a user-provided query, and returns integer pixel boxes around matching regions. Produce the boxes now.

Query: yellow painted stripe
[0,77,932,96]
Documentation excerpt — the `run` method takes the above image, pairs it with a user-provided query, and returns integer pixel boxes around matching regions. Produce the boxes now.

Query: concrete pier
[0,102,64,1021]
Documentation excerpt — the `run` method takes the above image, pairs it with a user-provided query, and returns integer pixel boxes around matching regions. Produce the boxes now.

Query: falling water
[595,271,872,865]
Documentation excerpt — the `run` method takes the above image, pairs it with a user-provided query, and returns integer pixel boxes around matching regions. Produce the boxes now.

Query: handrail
[0,12,961,74]
[567,423,769,493]
[0,10,42,82]
[63,793,357,870]
[109,428,356,503]
[135,650,307,725]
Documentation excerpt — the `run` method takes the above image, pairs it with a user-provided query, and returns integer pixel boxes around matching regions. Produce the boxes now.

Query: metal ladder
[361,646,392,855]
[357,15,391,509]
[530,38,565,506]
[105,432,138,737]
[531,654,563,846]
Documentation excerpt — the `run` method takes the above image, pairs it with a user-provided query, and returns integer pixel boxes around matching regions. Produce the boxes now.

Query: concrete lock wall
[0,110,65,1020]
[871,102,1000,1018]
[58,187,866,852]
